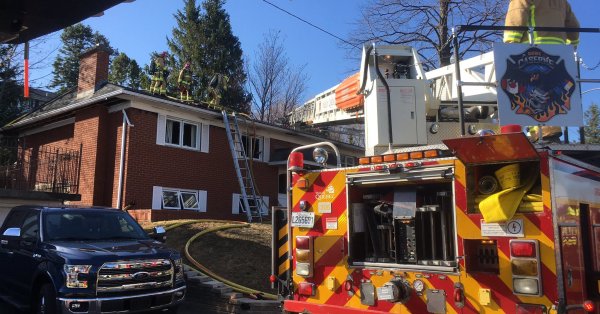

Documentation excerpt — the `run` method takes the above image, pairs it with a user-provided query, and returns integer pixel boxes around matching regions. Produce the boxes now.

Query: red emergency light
[289,152,304,171]
[510,241,536,258]
[298,282,315,296]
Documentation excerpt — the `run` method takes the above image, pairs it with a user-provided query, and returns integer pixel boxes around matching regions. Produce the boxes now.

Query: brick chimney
[77,45,110,98]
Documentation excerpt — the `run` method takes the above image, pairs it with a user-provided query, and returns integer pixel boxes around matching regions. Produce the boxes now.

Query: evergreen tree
[0,44,22,127]
[168,0,250,112]
[167,0,202,93]
[50,24,115,93]
[584,103,600,144]
[199,0,250,112]
[109,52,144,89]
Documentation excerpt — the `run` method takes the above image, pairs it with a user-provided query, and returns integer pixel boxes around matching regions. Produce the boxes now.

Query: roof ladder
[222,111,264,223]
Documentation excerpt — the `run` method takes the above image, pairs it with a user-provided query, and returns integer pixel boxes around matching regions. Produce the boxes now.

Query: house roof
[1,0,129,44]
[3,83,364,152]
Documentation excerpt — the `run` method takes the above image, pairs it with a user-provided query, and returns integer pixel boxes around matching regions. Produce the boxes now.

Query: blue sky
[28,0,600,111]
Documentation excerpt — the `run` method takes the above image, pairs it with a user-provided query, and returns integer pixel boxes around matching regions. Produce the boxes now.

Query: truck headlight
[64,265,92,288]
[174,258,185,282]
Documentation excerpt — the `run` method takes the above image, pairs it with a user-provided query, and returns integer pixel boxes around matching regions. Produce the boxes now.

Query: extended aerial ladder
[222,111,265,222]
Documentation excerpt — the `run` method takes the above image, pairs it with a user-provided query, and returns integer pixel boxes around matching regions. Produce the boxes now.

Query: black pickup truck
[0,205,186,314]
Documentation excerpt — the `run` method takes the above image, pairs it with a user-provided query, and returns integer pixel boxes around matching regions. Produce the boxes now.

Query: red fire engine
[272,27,600,314]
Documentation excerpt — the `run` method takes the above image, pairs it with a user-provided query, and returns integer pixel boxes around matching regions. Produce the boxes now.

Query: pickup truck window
[43,211,148,241]
[21,211,39,242]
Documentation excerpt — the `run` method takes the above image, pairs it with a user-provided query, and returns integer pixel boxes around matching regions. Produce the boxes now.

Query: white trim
[197,190,207,212]
[152,186,163,209]
[232,193,241,214]
[19,117,75,136]
[263,137,270,162]
[156,115,166,145]
[200,124,210,153]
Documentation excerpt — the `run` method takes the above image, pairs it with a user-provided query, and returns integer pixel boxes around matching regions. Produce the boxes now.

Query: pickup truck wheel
[34,284,57,314]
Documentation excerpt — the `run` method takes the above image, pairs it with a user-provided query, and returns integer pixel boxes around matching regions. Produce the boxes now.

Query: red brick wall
[20,106,305,222]
[22,105,118,207]
[123,110,279,221]
[77,47,110,95]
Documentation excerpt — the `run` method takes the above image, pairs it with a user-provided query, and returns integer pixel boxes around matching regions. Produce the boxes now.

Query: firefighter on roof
[150,52,168,96]
[504,0,580,143]
[178,62,192,101]
[207,73,228,109]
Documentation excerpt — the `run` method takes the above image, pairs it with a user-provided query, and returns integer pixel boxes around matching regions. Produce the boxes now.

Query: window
[165,118,199,149]
[20,211,39,242]
[238,135,263,160]
[153,186,207,212]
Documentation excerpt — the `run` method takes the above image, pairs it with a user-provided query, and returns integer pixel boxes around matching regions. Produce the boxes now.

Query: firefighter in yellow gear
[503,0,580,45]
[207,73,229,109]
[178,62,192,101]
[504,0,580,143]
[150,52,168,96]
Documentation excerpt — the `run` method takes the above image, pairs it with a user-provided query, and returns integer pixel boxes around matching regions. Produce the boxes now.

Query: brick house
[1,46,362,222]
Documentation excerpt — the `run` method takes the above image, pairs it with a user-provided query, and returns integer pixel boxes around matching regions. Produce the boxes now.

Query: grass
[142,220,275,293]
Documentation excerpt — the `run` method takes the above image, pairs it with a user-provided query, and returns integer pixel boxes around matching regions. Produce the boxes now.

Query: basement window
[153,186,206,211]
[165,118,199,149]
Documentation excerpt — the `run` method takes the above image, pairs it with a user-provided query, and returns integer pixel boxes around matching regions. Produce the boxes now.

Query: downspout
[117,109,133,210]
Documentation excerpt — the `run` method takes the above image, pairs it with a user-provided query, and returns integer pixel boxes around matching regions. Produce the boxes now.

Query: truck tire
[33,284,57,314]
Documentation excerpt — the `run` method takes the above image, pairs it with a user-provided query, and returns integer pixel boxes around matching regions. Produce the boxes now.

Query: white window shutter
[200,124,210,153]
[232,193,240,214]
[156,115,166,145]
[152,186,163,209]
[198,190,207,212]
[263,137,270,162]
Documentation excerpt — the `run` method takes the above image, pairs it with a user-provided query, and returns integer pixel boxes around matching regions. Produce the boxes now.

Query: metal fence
[0,140,81,195]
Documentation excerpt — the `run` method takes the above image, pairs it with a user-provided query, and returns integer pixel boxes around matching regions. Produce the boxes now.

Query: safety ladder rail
[451,25,600,141]
[222,111,265,222]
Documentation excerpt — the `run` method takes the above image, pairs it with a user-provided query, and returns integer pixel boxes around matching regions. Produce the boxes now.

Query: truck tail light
[298,282,315,296]
[295,236,313,277]
[510,240,542,296]
[511,259,539,276]
[511,241,536,258]
[269,274,277,283]
[515,303,546,314]
[453,283,465,308]
[584,300,595,312]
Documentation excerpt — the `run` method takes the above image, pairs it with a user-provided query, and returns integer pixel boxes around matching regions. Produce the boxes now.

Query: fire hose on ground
[161,219,278,300]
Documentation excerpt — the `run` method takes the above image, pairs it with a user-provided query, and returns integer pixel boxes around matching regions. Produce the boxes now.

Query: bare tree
[247,30,308,124]
[350,0,506,69]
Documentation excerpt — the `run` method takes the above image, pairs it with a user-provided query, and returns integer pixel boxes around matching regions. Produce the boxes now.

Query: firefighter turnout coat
[504,0,580,45]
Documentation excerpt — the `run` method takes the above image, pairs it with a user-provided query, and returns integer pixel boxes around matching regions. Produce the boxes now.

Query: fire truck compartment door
[443,133,539,165]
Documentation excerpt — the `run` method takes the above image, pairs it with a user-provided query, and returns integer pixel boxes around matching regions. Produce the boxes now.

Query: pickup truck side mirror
[2,228,21,237]
[151,226,167,243]
[1,228,21,249]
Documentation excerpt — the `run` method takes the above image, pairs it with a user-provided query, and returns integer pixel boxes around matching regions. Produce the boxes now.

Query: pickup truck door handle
[33,253,42,259]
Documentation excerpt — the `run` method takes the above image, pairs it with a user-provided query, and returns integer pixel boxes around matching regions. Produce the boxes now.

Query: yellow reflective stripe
[504,31,524,42]
[534,37,567,44]
[567,38,580,45]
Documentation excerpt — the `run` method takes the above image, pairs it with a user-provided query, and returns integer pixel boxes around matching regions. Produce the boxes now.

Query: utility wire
[260,0,359,49]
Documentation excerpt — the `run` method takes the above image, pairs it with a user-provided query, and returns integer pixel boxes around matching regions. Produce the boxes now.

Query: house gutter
[117,109,133,210]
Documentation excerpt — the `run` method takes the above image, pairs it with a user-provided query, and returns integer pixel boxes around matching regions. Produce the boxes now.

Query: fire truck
[272,27,600,314]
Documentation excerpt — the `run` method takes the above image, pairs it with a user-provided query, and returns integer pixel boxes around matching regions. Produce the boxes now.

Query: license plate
[291,212,315,228]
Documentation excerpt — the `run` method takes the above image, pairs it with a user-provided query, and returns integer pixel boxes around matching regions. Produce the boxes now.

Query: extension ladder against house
[222,111,265,222]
